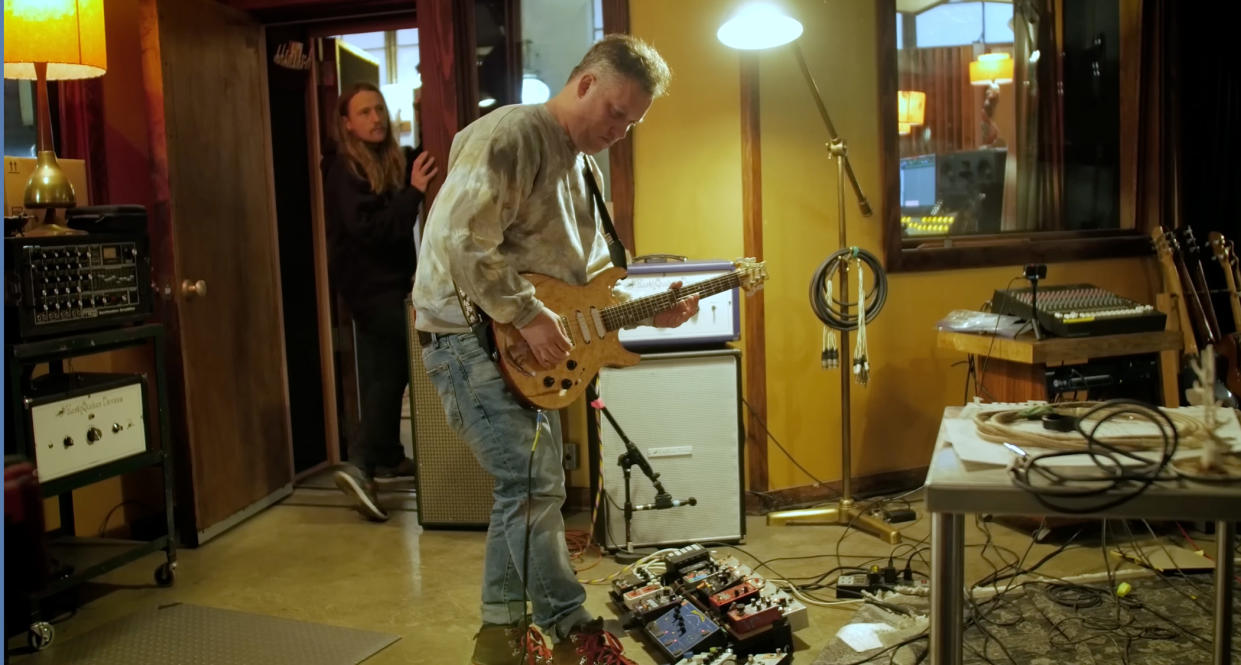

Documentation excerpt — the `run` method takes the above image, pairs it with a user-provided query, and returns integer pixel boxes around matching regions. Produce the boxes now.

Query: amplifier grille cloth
[406,301,494,527]
[598,350,744,547]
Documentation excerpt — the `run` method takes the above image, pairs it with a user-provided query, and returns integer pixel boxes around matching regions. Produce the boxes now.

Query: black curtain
[1171,2,1241,335]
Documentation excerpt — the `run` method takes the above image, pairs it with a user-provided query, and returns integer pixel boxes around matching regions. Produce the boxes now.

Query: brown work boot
[470,624,553,665]
[552,618,636,665]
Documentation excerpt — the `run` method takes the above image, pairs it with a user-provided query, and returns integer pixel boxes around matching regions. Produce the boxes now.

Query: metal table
[925,407,1240,664]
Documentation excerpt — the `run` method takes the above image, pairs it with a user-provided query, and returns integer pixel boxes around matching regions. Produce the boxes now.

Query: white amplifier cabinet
[25,373,149,482]
[597,349,744,548]
[616,260,739,350]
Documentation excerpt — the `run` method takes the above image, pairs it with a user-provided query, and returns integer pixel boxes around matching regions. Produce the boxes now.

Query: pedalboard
[611,546,806,662]
[673,650,791,665]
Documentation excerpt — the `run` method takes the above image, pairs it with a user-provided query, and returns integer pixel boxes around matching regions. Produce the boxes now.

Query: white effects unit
[27,374,149,482]
[597,349,745,548]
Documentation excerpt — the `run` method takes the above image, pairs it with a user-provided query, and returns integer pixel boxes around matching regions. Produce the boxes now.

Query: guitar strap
[581,159,628,270]
[450,156,629,359]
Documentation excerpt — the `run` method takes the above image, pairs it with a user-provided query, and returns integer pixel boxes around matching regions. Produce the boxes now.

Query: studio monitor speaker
[595,349,745,549]
[406,300,493,528]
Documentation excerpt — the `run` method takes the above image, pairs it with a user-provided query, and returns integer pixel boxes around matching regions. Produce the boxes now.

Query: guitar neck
[602,271,742,331]
[1215,244,1241,330]
[1152,227,1199,357]
[1173,248,1216,346]
[1186,251,1224,340]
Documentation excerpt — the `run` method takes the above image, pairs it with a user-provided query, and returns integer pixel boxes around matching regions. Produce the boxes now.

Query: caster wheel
[155,561,176,587]
[28,621,54,650]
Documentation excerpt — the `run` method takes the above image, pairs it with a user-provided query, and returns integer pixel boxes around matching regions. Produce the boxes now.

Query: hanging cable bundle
[809,247,887,331]
[811,247,886,384]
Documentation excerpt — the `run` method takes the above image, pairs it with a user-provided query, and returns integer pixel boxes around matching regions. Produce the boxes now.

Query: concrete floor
[9,473,1191,664]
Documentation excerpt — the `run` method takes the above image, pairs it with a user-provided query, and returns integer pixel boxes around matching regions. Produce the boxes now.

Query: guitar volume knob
[561,379,573,390]
[566,360,577,370]
[543,376,555,388]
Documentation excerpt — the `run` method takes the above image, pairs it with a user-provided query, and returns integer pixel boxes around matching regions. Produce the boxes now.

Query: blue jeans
[421,332,593,638]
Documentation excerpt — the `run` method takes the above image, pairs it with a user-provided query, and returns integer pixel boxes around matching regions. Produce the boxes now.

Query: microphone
[633,496,697,512]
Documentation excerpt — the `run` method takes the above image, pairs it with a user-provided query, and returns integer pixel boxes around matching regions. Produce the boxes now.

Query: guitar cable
[1007,399,1179,514]
[854,255,870,384]
[518,409,546,657]
[809,247,886,331]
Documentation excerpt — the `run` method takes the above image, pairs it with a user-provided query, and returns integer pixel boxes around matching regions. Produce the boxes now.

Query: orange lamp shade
[969,52,1013,86]
[897,90,925,128]
[4,0,107,80]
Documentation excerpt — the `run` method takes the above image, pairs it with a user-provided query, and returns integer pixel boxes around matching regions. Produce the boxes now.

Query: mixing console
[991,283,1166,337]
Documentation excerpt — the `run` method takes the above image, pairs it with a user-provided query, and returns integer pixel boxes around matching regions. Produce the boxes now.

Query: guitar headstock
[732,257,769,293]
[1209,231,1236,267]
[1151,226,1177,258]
[1179,226,1201,256]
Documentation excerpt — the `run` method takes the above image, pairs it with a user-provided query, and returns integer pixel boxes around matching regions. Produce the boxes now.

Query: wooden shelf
[936,329,1182,365]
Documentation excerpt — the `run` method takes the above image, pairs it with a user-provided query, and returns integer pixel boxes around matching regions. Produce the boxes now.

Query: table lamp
[970,52,1012,146]
[4,0,107,235]
[898,89,926,135]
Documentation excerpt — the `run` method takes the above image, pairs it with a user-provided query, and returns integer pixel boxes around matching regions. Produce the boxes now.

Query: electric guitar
[1180,226,1224,343]
[1209,231,1241,329]
[492,258,768,410]
[1180,226,1241,399]
[1151,226,1199,357]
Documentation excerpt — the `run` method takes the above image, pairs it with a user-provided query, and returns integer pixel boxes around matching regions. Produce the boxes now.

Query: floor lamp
[718,3,900,544]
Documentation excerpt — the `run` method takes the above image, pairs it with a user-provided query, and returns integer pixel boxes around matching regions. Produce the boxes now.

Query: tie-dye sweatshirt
[412,103,619,332]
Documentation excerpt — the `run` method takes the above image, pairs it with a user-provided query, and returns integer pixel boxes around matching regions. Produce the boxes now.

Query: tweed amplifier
[405,300,494,528]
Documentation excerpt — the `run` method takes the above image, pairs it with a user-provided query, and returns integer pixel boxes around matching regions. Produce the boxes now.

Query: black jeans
[351,303,410,475]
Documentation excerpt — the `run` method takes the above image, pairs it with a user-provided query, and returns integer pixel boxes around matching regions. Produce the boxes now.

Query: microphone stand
[591,393,696,564]
[763,42,900,545]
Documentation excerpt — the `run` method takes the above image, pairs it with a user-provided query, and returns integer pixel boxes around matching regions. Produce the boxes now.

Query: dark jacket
[323,147,424,320]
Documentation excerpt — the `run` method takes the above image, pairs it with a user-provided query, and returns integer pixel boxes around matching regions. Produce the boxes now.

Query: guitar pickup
[575,311,592,343]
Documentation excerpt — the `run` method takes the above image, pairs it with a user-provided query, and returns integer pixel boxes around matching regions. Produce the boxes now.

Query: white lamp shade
[717,3,803,50]
[4,0,107,80]
[522,75,551,104]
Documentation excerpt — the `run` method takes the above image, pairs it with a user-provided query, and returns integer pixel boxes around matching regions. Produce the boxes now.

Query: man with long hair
[326,82,437,522]
[412,35,696,665]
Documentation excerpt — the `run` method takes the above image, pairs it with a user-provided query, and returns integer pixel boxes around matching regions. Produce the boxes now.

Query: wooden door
[139,0,294,544]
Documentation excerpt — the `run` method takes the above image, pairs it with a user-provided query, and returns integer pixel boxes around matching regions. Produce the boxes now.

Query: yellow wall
[628,0,1159,490]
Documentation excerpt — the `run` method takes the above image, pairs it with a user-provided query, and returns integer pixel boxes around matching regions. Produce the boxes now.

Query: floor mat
[22,603,398,665]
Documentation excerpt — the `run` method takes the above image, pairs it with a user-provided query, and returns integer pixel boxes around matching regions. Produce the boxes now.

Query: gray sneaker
[333,465,388,522]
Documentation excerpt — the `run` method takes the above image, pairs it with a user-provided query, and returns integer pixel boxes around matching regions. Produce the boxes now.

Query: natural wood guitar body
[490,259,767,410]
[492,268,639,411]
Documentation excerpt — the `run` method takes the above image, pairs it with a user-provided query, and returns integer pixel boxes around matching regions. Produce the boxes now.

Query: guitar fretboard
[600,271,743,331]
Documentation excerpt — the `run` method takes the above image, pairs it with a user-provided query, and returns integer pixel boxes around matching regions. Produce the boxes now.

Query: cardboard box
[4,155,90,217]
